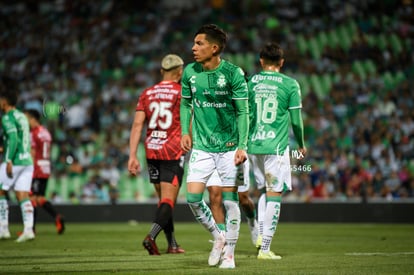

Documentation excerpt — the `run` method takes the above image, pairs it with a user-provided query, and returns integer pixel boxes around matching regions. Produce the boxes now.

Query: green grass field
[1,222,413,275]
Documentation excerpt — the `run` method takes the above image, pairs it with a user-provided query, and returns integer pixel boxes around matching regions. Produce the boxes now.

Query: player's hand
[234,149,247,166]
[297,147,307,160]
[6,161,13,178]
[128,157,140,176]
[181,134,192,152]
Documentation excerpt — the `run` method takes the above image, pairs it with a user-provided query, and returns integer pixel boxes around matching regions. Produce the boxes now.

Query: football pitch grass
[1,222,413,275]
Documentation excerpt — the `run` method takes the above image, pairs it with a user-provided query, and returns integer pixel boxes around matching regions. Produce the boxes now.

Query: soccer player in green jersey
[248,42,306,260]
[180,24,249,269]
[0,88,35,242]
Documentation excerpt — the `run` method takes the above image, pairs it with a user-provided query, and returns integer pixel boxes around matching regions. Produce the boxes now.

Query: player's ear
[212,44,219,55]
[259,58,264,68]
[280,58,285,68]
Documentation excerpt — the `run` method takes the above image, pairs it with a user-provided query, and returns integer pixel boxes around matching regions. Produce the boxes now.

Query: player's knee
[209,192,222,204]
[238,191,249,202]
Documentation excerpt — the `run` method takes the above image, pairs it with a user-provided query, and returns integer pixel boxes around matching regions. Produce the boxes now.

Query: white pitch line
[345,252,414,256]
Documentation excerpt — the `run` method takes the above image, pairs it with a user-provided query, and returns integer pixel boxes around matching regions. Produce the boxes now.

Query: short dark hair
[259,42,284,65]
[0,89,18,107]
[195,24,227,54]
[25,109,41,121]
[0,76,18,106]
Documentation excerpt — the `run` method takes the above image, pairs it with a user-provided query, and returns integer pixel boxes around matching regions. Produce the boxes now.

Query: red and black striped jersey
[31,125,52,178]
[136,80,183,160]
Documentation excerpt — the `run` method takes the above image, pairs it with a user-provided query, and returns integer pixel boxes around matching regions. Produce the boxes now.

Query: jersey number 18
[255,97,278,124]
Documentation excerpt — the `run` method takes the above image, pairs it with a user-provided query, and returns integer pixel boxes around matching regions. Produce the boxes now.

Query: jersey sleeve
[2,117,18,163]
[135,90,147,112]
[231,67,249,150]
[181,67,192,99]
[247,79,256,139]
[289,79,305,148]
[234,99,249,150]
[30,132,35,150]
[180,66,193,136]
[231,67,248,100]
[289,108,305,148]
[33,130,44,155]
[31,131,39,152]
[288,79,302,109]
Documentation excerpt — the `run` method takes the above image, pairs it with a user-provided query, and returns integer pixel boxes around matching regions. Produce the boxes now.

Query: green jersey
[248,71,302,155]
[181,60,249,152]
[2,109,33,165]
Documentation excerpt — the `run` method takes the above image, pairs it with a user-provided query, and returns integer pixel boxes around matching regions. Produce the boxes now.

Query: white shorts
[0,163,34,192]
[206,160,250,192]
[249,147,291,193]
[186,149,245,188]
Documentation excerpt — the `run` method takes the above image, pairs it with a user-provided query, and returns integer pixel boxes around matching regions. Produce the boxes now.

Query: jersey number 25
[148,101,173,130]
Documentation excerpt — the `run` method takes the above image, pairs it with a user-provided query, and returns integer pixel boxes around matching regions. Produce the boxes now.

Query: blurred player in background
[180,24,249,269]
[128,54,185,255]
[0,88,35,242]
[248,42,306,260]
[25,109,65,234]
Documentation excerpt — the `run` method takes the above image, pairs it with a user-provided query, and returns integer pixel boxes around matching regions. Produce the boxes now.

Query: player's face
[192,34,217,64]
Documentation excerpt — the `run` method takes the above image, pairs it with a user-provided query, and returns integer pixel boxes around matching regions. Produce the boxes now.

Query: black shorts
[147,157,184,186]
[31,178,49,196]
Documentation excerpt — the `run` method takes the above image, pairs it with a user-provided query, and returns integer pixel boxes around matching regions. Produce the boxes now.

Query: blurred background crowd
[1,0,413,204]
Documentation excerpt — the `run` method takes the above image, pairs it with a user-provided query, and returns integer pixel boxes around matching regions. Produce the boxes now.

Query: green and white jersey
[2,109,33,165]
[248,71,302,155]
[181,60,248,152]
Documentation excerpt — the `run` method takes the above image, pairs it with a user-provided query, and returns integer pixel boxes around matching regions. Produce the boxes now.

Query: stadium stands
[1,0,413,203]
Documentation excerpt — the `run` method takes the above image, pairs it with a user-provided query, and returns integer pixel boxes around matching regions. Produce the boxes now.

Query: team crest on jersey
[217,75,226,88]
